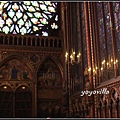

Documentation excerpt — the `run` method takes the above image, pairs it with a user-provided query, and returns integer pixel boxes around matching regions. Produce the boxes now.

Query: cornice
[0,45,63,54]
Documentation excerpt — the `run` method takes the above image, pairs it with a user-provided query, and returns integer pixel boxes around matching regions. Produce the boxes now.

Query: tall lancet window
[113,2,120,75]
[0,1,59,36]
[97,2,119,82]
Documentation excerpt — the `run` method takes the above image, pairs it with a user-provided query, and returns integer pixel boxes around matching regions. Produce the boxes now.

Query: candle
[88,67,91,75]
[116,59,118,68]
[70,54,73,64]
[114,61,116,70]
[102,60,105,69]
[73,51,75,62]
[65,52,68,63]
[107,62,109,69]
[111,58,113,68]
[101,67,103,76]
[110,20,112,28]
[77,53,81,63]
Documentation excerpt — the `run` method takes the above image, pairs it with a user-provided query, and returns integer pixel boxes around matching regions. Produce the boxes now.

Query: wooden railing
[0,34,62,48]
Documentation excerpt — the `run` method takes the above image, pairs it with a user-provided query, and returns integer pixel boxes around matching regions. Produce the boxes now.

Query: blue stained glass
[113,2,120,75]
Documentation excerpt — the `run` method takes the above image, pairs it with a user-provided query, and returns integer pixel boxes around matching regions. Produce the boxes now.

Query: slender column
[62,2,70,116]
[84,2,92,83]
[66,3,71,116]
[34,82,37,117]
[21,37,23,45]
[61,2,66,114]
[35,38,37,46]
[69,2,74,95]
[84,2,94,118]
[93,3,102,85]
[13,92,15,117]
[97,106,100,118]
[107,105,111,118]
[114,103,118,118]
[89,2,99,118]
[89,2,96,87]
[78,2,84,90]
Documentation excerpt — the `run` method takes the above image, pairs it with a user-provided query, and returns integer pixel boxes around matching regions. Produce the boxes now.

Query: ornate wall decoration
[0,59,32,80]
[37,100,62,117]
[0,81,33,90]
[0,50,41,70]
[38,59,62,87]
[30,54,38,63]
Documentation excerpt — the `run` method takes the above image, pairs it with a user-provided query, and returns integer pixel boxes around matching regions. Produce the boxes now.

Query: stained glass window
[97,3,106,63]
[113,2,120,75]
[97,2,120,81]
[104,3,112,58]
[0,1,59,36]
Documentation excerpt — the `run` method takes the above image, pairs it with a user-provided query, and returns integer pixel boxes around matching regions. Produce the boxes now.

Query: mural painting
[0,59,32,80]
[38,60,62,87]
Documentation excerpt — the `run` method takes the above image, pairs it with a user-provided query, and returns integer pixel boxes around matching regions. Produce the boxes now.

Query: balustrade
[0,34,62,48]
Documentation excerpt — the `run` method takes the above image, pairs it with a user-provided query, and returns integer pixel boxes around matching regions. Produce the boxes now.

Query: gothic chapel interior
[0,1,119,118]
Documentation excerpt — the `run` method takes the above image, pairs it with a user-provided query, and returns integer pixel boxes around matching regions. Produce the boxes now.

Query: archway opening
[37,58,63,118]
[15,85,32,118]
[0,85,13,117]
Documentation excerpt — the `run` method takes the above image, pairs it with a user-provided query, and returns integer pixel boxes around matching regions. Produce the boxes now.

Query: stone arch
[37,55,63,78]
[96,94,102,106]
[102,94,109,105]
[37,55,63,118]
[37,55,63,87]
[0,84,13,91]
[15,84,32,91]
[0,55,34,81]
[15,85,32,117]
[0,85,14,117]
[15,85,32,92]
[109,87,117,95]
[109,87,118,104]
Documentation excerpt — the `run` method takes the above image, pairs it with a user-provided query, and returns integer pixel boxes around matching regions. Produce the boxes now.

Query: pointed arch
[15,84,32,92]
[37,55,63,78]
[0,55,34,80]
[15,85,32,117]
[37,55,63,87]
[0,85,13,117]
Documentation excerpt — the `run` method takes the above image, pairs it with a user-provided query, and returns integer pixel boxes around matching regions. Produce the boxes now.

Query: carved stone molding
[0,81,33,91]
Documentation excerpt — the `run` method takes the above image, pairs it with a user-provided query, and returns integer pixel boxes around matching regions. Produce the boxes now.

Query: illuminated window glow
[0,1,59,36]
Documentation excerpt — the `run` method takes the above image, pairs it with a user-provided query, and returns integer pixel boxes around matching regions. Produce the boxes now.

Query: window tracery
[0,1,59,36]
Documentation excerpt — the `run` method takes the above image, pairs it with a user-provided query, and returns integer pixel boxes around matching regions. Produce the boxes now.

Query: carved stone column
[114,102,118,118]
[107,105,111,118]
[96,106,100,118]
